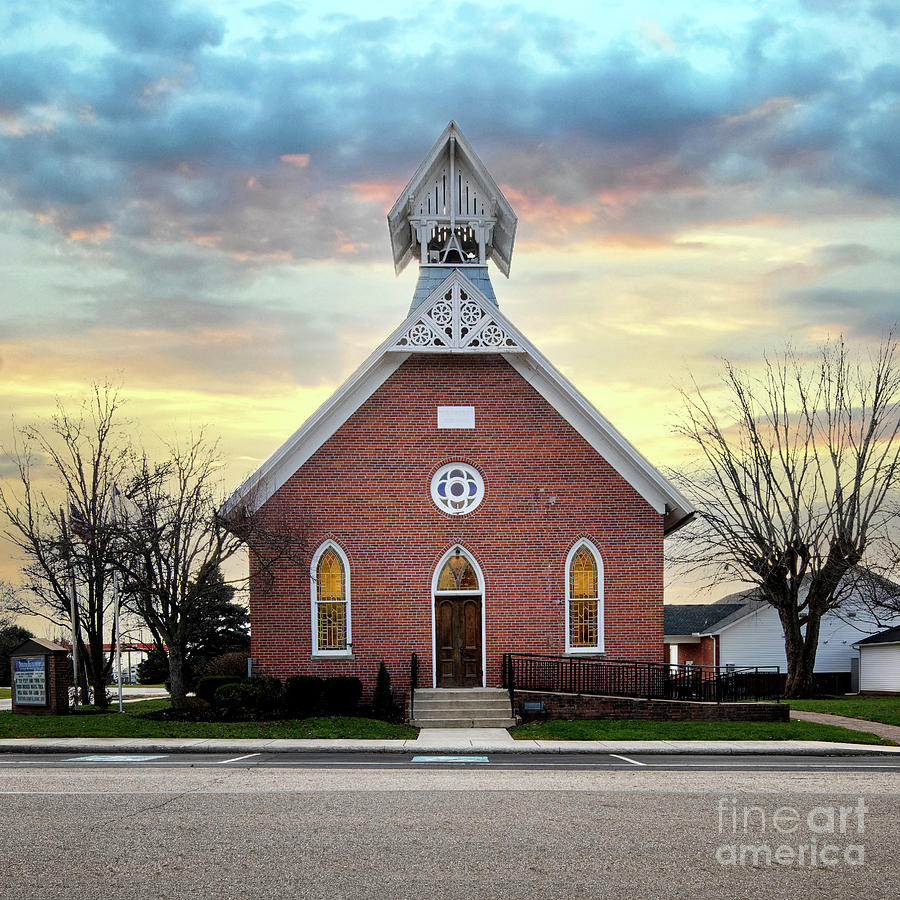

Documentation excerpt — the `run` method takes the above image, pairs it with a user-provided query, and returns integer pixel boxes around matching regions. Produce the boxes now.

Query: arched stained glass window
[312,544,350,654]
[566,542,603,652]
[436,551,479,591]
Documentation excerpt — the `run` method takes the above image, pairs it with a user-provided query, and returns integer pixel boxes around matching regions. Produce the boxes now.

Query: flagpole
[111,485,123,713]
[60,506,79,709]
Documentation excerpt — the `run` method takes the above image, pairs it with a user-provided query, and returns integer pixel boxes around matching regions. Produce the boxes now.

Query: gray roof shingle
[664,603,748,635]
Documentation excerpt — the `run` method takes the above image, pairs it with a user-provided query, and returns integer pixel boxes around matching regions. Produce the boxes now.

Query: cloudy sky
[1,0,898,603]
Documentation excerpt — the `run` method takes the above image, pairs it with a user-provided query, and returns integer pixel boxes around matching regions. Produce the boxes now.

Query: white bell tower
[387,122,518,286]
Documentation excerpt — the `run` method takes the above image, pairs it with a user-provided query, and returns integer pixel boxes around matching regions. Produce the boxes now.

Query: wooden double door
[435,595,482,687]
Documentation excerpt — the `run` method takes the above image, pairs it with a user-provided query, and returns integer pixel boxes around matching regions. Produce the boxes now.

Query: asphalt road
[1,757,897,899]
[0,751,899,769]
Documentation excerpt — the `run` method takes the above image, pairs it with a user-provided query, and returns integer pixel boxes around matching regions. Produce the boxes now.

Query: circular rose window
[430,463,484,515]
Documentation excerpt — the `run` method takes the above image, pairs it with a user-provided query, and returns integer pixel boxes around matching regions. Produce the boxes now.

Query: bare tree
[0,386,129,707]
[669,336,900,697]
[114,435,304,710]
[113,436,245,709]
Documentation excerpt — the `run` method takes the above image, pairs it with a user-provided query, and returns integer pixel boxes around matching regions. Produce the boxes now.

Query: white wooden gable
[390,269,524,353]
[387,122,517,277]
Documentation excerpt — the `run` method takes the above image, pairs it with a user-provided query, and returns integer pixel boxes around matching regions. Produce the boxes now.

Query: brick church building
[226,123,693,698]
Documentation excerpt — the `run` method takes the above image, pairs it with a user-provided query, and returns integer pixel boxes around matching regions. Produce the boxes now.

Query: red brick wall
[675,636,718,668]
[249,354,665,697]
[514,690,788,722]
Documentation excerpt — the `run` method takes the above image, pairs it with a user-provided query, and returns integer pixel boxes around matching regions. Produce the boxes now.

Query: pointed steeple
[387,122,518,281]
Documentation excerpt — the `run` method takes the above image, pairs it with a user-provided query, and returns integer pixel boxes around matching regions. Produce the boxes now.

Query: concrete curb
[1,738,899,756]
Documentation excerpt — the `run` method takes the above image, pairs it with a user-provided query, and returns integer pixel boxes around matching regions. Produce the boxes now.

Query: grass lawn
[788,696,900,727]
[510,719,892,744]
[0,699,417,740]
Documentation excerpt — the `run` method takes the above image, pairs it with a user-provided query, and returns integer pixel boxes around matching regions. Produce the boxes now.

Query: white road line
[609,754,647,766]
[215,753,261,765]
[642,762,900,769]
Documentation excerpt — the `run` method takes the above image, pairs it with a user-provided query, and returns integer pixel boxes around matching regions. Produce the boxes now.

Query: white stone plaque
[437,406,475,429]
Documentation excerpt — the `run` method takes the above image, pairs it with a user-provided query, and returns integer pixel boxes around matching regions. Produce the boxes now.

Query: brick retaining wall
[514,689,789,722]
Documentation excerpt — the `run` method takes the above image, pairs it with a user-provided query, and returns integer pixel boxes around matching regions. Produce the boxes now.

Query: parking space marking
[66,755,169,763]
[215,753,261,764]
[411,755,490,763]
[609,754,647,766]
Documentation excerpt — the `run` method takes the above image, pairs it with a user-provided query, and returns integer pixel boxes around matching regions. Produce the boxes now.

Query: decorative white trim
[564,539,605,654]
[310,541,352,658]
[430,544,487,689]
[430,462,485,515]
[389,269,524,353]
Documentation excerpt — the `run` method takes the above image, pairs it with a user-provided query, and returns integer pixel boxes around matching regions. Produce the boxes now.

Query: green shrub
[251,675,283,716]
[198,651,249,678]
[213,681,255,719]
[213,676,283,720]
[283,675,325,718]
[322,676,362,715]
[372,662,393,716]
[196,675,245,704]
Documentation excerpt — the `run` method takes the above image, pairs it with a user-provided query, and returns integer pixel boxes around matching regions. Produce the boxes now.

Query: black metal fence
[502,653,780,704]
[409,652,419,719]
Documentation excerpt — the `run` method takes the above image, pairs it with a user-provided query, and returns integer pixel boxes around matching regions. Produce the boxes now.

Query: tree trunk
[167,643,187,710]
[779,606,821,698]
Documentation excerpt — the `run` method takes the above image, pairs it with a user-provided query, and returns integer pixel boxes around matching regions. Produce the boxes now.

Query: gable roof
[223,269,694,534]
[664,603,747,637]
[11,637,68,656]
[387,121,518,277]
[855,625,900,647]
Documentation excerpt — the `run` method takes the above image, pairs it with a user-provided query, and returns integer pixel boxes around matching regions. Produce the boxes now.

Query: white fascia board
[493,310,694,532]
[698,607,760,637]
[222,339,411,517]
[855,640,900,649]
[664,634,702,643]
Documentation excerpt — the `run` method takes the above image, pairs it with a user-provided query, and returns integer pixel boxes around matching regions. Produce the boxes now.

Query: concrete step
[412,716,518,729]
[414,688,510,700]
[414,697,509,712]
[413,705,512,719]
[411,687,514,729]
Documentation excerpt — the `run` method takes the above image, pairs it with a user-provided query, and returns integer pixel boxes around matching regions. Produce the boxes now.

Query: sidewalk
[1,728,898,756]
[789,709,900,745]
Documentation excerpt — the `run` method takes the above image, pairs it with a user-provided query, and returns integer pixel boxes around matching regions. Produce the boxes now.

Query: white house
[665,582,900,687]
[855,627,900,694]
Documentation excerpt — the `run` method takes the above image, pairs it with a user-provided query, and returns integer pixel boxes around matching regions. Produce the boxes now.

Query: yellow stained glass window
[317,550,346,650]
[569,546,599,648]
[571,548,597,599]
[437,553,478,591]
[570,600,598,647]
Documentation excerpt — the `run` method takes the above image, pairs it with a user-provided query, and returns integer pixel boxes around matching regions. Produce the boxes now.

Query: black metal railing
[409,652,419,720]
[502,653,780,704]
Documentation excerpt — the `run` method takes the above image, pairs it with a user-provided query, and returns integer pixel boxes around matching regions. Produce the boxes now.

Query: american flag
[68,502,92,543]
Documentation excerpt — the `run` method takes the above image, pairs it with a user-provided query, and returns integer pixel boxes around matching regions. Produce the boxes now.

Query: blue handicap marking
[411,755,489,763]
[68,755,168,762]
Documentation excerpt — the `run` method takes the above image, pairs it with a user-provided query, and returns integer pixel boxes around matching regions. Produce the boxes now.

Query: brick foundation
[514,690,789,722]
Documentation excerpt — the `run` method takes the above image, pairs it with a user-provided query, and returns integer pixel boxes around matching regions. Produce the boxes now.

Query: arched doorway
[432,546,484,687]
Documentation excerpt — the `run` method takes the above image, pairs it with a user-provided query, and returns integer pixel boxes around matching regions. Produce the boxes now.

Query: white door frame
[430,544,486,688]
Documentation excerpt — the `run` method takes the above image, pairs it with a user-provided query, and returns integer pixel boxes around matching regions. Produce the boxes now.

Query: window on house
[566,542,603,653]
[312,544,351,655]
